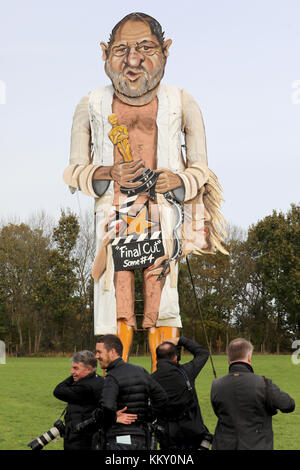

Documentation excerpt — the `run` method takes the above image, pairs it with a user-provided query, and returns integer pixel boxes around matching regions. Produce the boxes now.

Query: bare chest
[112,97,158,165]
[112,97,158,133]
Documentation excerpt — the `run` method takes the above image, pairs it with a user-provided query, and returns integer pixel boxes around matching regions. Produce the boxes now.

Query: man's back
[152,337,208,414]
[211,362,295,450]
[101,358,168,438]
[152,336,209,449]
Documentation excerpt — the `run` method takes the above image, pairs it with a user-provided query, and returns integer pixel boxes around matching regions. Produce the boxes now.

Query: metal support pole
[186,256,217,379]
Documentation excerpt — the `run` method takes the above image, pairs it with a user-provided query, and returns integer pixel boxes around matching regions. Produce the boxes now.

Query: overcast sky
[1,0,299,231]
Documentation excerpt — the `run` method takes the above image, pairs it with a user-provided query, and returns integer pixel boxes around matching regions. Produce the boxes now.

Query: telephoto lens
[27,420,65,450]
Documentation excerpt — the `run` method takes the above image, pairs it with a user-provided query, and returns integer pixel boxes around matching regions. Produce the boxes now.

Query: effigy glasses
[111,41,161,57]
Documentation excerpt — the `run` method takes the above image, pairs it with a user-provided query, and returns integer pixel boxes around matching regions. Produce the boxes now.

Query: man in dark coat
[53,350,104,450]
[151,336,210,450]
[95,334,168,450]
[210,338,295,450]
[53,349,135,450]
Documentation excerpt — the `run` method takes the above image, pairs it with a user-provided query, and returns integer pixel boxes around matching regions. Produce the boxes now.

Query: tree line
[0,204,299,356]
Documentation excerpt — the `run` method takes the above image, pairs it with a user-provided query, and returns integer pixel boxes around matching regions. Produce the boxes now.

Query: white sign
[291,340,300,365]
[0,341,6,364]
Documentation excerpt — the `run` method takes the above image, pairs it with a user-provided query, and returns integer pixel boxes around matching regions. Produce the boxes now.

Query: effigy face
[101,16,172,104]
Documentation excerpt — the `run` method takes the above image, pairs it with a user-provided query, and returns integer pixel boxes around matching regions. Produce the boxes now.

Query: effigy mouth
[124,69,143,81]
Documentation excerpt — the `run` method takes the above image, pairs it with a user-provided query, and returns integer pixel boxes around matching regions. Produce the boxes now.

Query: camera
[198,429,213,450]
[176,344,182,363]
[76,415,96,432]
[150,422,167,450]
[75,407,101,433]
[27,419,65,450]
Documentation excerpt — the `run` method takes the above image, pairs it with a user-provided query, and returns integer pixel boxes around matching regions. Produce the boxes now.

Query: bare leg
[115,270,135,362]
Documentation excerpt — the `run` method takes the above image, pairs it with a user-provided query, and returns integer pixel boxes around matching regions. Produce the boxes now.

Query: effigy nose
[126,46,144,66]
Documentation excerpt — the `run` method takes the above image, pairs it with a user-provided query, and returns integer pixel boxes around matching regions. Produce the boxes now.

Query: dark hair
[71,350,97,371]
[156,341,177,361]
[227,338,253,362]
[95,334,123,357]
[107,12,165,53]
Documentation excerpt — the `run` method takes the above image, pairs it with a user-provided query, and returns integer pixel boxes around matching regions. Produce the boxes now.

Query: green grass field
[0,355,299,451]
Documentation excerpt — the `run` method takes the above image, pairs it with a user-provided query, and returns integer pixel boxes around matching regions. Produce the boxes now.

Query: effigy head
[182,170,229,257]
[100,13,172,103]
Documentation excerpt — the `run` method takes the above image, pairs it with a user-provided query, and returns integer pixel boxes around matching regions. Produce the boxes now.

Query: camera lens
[27,426,61,450]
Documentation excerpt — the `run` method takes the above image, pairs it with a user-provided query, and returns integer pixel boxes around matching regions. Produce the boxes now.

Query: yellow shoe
[148,326,180,372]
[117,320,133,362]
[157,326,180,343]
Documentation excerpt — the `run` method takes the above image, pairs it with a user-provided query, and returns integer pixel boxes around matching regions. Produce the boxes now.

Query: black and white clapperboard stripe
[109,196,165,271]
[107,195,138,230]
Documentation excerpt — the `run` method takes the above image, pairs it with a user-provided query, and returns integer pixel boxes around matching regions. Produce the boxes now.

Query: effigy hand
[110,157,146,188]
[145,254,170,279]
[91,223,117,281]
[155,169,183,193]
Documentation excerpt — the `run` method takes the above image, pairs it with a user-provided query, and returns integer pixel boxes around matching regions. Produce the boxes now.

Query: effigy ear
[100,41,109,61]
[163,39,172,57]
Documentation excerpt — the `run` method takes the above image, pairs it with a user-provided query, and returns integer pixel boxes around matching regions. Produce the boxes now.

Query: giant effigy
[63,12,228,371]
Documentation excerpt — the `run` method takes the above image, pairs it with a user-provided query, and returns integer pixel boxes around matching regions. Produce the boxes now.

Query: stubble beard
[105,60,166,98]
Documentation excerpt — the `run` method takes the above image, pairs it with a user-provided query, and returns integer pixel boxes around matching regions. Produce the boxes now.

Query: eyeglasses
[111,41,161,57]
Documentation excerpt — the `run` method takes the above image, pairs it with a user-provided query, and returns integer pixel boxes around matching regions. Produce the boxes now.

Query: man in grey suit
[210,338,295,450]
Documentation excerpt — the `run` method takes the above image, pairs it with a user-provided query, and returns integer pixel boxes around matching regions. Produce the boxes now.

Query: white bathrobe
[63,83,210,334]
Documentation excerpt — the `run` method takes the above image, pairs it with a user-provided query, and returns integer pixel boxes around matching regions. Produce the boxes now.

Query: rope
[186,256,217,379]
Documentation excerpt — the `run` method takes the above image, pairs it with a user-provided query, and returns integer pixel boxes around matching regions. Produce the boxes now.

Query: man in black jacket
[152,336,210,450]
[53,349,136,450]
[53,350,104,450]
[210,338,295,450]
[95,334,168,450]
